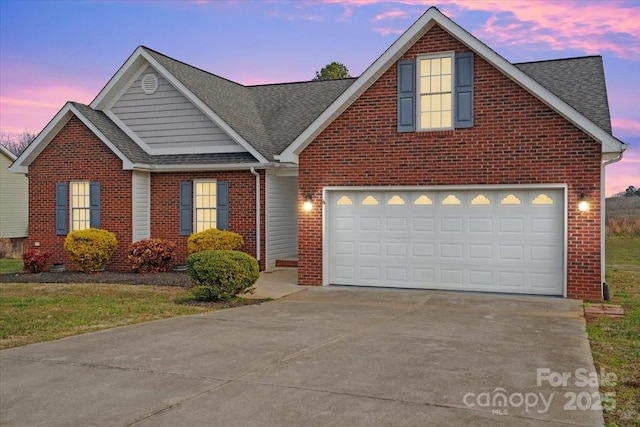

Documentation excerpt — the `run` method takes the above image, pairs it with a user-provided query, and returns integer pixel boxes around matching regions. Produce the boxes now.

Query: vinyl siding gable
[110,65,245,155]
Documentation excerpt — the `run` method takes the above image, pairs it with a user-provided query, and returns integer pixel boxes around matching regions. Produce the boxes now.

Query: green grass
[0,284,213,349]
[0,258,23,274]
[587,235,640,426]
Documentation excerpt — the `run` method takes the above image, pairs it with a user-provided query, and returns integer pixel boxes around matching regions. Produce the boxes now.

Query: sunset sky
[1,0,638,195]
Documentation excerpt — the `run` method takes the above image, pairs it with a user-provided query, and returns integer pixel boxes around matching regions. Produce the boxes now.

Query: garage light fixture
[578,192,590,212]
[303,194,314,212]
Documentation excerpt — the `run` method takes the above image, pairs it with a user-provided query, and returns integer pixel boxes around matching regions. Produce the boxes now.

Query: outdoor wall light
[303,194,314,212]
[578,192,590,212]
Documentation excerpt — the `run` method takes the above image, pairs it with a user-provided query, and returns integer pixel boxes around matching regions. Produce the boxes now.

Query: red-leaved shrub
[128,239,176,273]
[22,249,51,273]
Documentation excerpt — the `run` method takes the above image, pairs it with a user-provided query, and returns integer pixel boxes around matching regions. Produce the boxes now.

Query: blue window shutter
[397,59,415,132]
[216,181,229,231]
[55,182,67,235]
[179,181,192,236]
[89,182,101,228]
[454,52,474,128]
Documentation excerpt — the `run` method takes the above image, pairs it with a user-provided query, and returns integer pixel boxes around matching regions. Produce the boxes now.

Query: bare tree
[0,131,36,156]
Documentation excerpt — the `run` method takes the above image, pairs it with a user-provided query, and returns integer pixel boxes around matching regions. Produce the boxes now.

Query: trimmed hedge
[187,250,259,300]
[64,228,118,273]
[128,238,176,273]
[187,229,244,255]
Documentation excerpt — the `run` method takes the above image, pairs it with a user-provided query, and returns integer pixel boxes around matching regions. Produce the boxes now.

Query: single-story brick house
[10,7,627,300]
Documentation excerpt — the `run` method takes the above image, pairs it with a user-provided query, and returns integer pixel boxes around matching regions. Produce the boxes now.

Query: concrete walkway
[1,284,603,426]
[243,267,301,300]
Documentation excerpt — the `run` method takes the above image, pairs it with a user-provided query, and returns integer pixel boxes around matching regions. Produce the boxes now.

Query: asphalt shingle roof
[515,56,612,134]
[76,49,613,168]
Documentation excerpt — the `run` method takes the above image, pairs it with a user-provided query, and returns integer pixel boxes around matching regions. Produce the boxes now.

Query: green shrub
[64,228,118,272]
[22,249,51,273]
[128,238,176,273]
[187,228,244,255]
[187,250,259,300]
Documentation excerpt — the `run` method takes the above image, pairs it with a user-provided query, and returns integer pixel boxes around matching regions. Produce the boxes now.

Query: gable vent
[141,73,158,95]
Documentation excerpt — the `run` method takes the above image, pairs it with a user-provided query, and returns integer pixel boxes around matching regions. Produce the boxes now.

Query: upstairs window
[418,54,453,130]
[397,52,473,132]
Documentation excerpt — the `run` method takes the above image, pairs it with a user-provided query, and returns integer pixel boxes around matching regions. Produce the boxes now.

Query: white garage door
[327,188,564,295]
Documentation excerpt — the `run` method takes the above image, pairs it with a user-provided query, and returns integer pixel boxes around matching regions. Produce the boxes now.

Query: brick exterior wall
[28,116,266,272]
[298,25,603,300]
[28,116,133,271]
[150,170,265,268]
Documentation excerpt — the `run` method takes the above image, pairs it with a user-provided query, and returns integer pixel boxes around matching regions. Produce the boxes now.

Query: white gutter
[250,167,261,268]
[601,152,625,294]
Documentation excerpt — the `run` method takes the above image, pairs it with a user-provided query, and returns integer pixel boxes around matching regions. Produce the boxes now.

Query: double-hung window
[70,181,91,231]
[179,180,229,235]
[194,181,217,232]
[55,181,100,235]
[418,54,453,130]
[397,52,473,132]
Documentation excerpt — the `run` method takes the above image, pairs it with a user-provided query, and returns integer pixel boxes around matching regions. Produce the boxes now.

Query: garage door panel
[413,217,435,232]
[386,242,407,257]
[469,217,493,233]
[359,217,380,231]
[469,270,494,287]
[359,241,381,256]
[440,217,464,232]
[469,244,493,259]
[328,188,563,295]
[413,242,435,258]
[499,218,525,233]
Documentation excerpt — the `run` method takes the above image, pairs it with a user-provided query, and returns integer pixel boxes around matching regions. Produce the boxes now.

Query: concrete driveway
[1,286,603,426]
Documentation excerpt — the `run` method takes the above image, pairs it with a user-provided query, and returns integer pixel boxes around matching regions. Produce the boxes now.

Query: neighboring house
[1,144,28,248]
[10,8,627,300]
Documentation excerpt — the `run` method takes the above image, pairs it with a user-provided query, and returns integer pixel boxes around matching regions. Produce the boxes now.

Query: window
[179,180,229,235]
[70,181,91,231]
[397,52,473,132]
[194,181,217,232]
[418,54,453,129]
[56,181,100,235]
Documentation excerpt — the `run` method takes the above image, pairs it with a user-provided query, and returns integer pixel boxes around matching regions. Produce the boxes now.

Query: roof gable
[91,46,269,163]
[277,7,627,163]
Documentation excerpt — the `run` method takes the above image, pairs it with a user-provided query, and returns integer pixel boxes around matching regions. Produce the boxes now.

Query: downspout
[250,167,261,268]
[601,153,624,298]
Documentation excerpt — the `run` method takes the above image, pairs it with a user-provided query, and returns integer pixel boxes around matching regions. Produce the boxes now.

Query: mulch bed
[0,271,193,286]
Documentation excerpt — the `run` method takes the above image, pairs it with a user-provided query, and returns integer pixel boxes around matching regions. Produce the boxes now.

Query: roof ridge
[248,77,358,88]
[514,55,602,65]
[140,45,248,89]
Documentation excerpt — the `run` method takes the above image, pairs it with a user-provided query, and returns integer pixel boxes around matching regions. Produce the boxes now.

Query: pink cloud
[372,26,405,36]
[606,147,640,196]
[0,85,95,134]
[373,9,408,22]
[611,118,640,138]
[317,0,640,59]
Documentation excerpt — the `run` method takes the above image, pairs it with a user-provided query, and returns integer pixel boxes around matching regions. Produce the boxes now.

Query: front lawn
[0,258,23,274]
[0,284,213,349]
[587,235,640,426]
